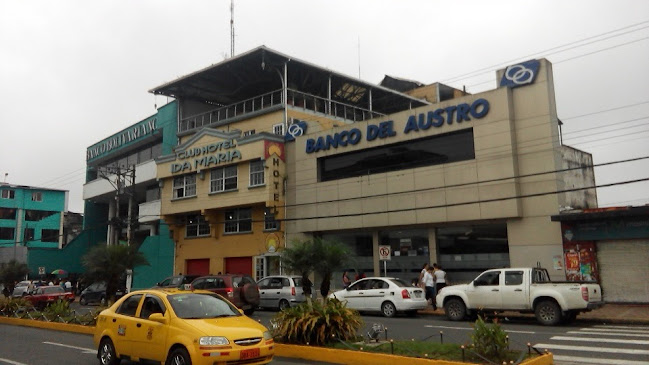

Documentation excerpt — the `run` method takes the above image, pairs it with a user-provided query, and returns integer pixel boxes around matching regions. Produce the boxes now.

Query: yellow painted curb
[275,344,553,365]
[0,316,95,335]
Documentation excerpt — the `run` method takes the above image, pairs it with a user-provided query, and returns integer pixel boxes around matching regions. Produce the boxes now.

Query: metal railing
[178,89,386,133]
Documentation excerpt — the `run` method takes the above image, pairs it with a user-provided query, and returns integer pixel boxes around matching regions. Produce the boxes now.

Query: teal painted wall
[131,222,175,290]
[157,101,178,155]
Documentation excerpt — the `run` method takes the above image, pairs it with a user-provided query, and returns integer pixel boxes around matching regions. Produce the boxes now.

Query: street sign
[38,266,45,275]
[379,245,391,261]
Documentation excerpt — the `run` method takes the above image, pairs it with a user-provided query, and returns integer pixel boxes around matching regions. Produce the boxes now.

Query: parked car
[152,274,200,289]
[24,285,75,309]
[437,267,605,326]
[328,277,428,317]
[94,288,274,365]
[11,280,33,297]
[79,282,126,306]
[190,274,260,315]
[257,275,309,310]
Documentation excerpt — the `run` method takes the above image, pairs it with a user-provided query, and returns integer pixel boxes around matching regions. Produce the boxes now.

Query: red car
[190,274,260,315]
[25,285,75,309]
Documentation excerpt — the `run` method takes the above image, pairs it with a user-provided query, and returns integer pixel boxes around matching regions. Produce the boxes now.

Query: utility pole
[97,165,136,246]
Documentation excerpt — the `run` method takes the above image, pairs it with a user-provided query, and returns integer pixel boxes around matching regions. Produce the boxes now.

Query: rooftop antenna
[230,0,235,58]
[3,173,7,183]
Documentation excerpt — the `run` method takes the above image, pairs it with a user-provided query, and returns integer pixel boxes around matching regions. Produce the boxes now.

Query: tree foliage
[280,239,315,300]
[0,259,30,293]
[82,243,149,304]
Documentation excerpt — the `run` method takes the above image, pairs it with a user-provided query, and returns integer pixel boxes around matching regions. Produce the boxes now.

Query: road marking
[568,331,649,338]
[0,359,28,365]
[551,335,649,345]
[577,328,649,334]
[553,355,649,365]
[43,341,96,354]
[593,325,649,330]
[533,343,649,355]
[423,325,534,334]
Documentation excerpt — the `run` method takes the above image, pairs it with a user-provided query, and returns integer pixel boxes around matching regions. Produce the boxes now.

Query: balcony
[178,89,386,134]
[83,160,157,200]
[139,200,161,223]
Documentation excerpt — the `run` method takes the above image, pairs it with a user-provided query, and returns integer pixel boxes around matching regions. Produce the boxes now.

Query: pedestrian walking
[423,267,437,310]
[418,263,429,289]
[433,263,447,296]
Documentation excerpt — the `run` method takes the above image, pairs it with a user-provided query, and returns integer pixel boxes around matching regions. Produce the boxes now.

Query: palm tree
[82,243,149,304]
[312,238,350,299]
[280,239,315,303]
[0,259,30,295]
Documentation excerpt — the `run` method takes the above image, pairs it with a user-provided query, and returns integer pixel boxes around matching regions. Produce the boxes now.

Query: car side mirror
[148,313,168,324]
[238,309,245,315]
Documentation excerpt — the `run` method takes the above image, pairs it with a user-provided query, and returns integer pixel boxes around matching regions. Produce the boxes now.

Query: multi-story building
[150,46,597,286]
[0,183,68,264]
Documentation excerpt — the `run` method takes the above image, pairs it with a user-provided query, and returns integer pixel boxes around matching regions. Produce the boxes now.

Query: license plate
[240,348,260,360]
[415,292,422,298]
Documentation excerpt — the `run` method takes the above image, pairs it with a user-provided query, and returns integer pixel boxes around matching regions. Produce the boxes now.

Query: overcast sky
[1,0,648,213]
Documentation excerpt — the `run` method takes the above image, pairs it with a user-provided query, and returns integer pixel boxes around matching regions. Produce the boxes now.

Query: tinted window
[319,128,475,182]
[475,271,500,286]
[505,271,524,286]
[168,293,240,319]
[140,295,166,319]
[388,278,411,288]
[349,280,369,291]
[257,278,270,289]
[293,278,302,287]
[117,294,143,316]
[43,287,64,294]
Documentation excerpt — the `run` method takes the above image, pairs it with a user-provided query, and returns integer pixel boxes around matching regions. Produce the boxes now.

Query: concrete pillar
[428,227,438,266]
[372,231,379,277]
[107,199,115,245]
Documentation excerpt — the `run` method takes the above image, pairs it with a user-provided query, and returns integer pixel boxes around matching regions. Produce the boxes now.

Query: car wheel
[100,296,107,306]
[535,300,562,326]
[79,296,87,305]
[243,308,255,316]
[98,338,121,365]
[381,301,397,317]
[278,299,290,311]
[444,298,467,321]
[166,347,191,365]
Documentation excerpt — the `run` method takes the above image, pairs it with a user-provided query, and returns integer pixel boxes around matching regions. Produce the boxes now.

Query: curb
[0,316,553,365]
[417,310,649,326]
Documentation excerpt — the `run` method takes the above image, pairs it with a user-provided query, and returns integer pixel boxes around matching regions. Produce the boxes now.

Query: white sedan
[328,277,428,317]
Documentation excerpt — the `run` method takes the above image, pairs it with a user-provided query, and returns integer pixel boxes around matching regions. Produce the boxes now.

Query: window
[249,160,265,187]
[24,228,34,241]
[272,123,285,136]
[210,166,237,193]
[224,208,252,233]
[0,208,16,220]
[173,174,196,199]
[319,128,475,182]
[41,229,59,243]
[145,187,161,202]
[31,192,42,202]
[117,294,143,316]
[25,210,56,221]
[505,271,524,286]
[186,215,210,237]
[243,130,256,137]
[474,271,500,286]
[140,295,166,319]
[1,189,15,199]
[264,211,279,231]
[0,227,15,240]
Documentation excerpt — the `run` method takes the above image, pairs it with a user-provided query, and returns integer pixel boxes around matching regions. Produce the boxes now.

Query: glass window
[474,271,500,286]
[0,227,15,240]
[272,123,284,136]
[505,271,524,286]
[257,278,270,289]
[151,143,162,159]
[31,192,42,202]
[249,160,265,187]
[186,215,210,238]
[24,228,34,241]
[264,211,279,231]
[140,295,166,319]
[41,229,59,243]
[319,128,475,182]
[138,147,152,162]
[145,187,160,202]
[117,294,143,316]
[210,165,237,193]
[1,189,15,199]
[25,210,57,221]
[173,174,196,199]
[0,208,16,220]
[224,208,252,233]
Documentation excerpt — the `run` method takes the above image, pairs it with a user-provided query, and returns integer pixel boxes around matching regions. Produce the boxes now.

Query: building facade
[150,47,597,287]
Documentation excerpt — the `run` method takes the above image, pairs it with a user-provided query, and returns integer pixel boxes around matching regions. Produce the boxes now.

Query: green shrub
[470,316,509,362]
[44,299,72,319]
[272,298,363,345]
[0,297,33,314]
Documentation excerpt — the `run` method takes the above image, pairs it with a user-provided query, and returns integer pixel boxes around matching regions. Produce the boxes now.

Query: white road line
[423,325,534,334]
[551,335,649,345]
[533,343,649,355]
[577,328,649,334]
[593,325,649,330]
[0,359,28,365]
[553,355,649,365]
[43,341,96,354]
[568,331,649,338]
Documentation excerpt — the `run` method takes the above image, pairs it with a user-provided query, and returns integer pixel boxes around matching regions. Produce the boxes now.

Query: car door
[501,270,529,310]
[265,277,283,308]
[465,270,503,310]
[342,279,370,310]
[257,278,271,308]
[130,294,168,362]
[110,293,143,358]
[363,279,389,311]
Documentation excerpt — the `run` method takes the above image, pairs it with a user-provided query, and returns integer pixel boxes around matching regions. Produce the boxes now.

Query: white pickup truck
[436,267,604,325]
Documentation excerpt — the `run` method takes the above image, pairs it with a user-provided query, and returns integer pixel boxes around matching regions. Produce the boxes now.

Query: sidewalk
[419,303,649,325]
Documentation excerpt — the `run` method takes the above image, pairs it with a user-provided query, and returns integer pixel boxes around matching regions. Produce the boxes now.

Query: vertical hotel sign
[264,140,285,226]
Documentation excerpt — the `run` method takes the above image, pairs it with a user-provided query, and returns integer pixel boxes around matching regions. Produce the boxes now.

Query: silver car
[257,275,308,310]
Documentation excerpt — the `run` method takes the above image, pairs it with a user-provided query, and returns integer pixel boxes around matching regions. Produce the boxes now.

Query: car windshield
[168,293,241,319]
[387,278,411,288]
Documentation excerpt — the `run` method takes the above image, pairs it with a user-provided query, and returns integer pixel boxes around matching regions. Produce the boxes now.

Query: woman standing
[433,263,447,298]
[342,271,351,289]
[423,267,436,310]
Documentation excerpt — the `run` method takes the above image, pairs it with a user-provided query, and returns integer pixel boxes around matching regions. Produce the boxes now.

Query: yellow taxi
[93,288,274,365]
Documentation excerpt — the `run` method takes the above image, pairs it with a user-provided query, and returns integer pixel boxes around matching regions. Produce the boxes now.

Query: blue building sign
[499,59,540,88]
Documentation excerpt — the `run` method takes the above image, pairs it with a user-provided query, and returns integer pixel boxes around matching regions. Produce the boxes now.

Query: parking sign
[379,245,391,260]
